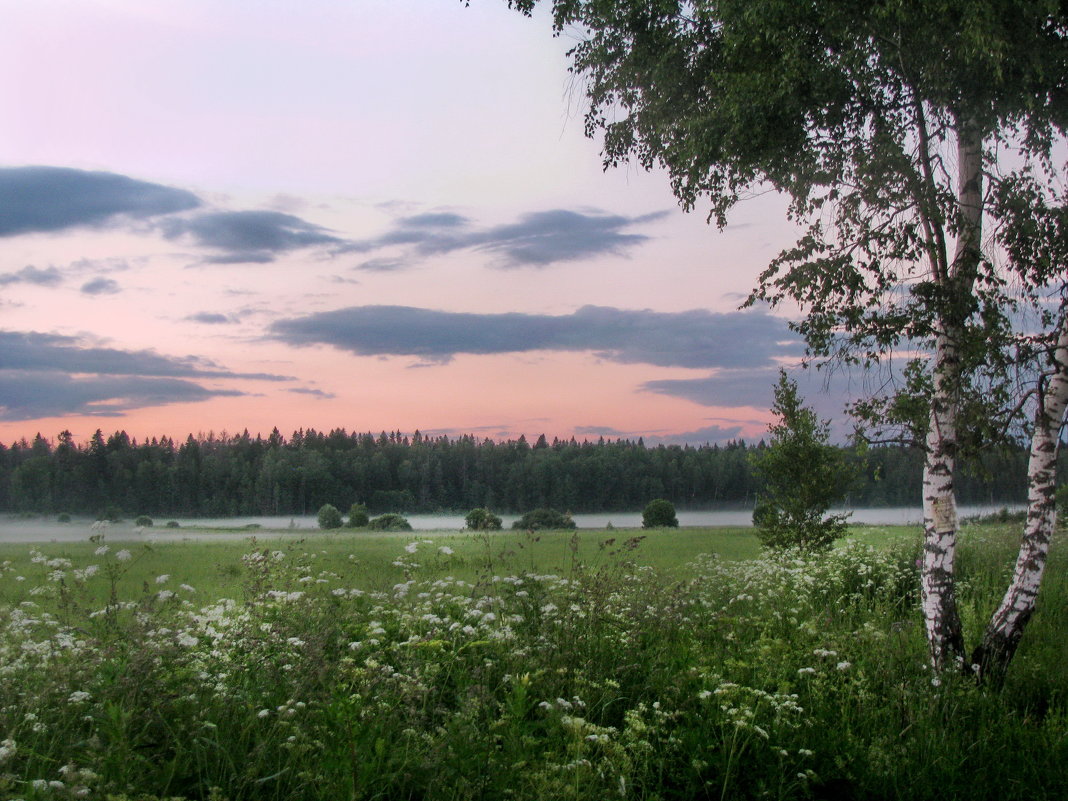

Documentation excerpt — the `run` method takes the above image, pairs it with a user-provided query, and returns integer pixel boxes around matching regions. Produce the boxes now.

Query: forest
[0,427,1039,518]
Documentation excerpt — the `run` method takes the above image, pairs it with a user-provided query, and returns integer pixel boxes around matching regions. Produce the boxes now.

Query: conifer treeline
[0,427,1033,518]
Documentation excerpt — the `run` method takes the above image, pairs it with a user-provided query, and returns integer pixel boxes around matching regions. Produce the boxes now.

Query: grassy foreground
[0,523,1066,799]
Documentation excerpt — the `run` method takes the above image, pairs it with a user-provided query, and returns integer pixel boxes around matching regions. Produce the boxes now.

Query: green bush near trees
[135,515,154,527]
[751,371,853,552]
[317,504,343,530]
[367,513,413,531]
[642,499,678,529]
[512,508,576,531]
[465,507,503,530]
[97,506,123,523]
[347,503,370,528]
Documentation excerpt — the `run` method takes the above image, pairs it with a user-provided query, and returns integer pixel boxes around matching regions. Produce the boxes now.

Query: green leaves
[750,371,854,551]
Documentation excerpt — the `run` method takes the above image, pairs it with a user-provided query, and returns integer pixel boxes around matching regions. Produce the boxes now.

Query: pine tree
[750,371,852,551]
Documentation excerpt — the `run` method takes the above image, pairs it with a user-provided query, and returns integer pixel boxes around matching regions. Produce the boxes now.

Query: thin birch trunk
[970,319,1068,681]
[920,119,983,671]
[921,336,965,670]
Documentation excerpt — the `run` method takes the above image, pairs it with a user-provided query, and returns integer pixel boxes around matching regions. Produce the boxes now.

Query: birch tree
[498,0,1068,675]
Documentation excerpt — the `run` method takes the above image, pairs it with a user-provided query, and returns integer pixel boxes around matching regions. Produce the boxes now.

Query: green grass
[0,523,916,605]
[1,522,1066,800]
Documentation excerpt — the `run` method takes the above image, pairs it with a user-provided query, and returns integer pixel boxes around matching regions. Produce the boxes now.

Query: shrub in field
[56,513,71,523]
[97,505,124,523]
[465,507,503,530]
[165,520,180,528]
[642,499,678,528]
[750,371,853,551]
[317,503,343,530]
[367,513,413,531]
[512,508,576,530]
[347,503,370,528]
[134,515,154,527]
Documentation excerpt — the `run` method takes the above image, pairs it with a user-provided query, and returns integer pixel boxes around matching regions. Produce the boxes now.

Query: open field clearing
[1,522,1066,799]
[0,522,915,603]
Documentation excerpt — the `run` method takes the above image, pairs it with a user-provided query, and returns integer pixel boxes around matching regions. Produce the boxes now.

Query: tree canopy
[502,0,1068,674]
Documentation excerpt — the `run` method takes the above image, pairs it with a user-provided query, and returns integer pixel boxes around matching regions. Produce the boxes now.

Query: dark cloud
[643,367,783,409]
[398,212,469,229]
[186,312,234,325]
[161,210,345,264]
[66,257,130,275]
[354,257,411,272]
[350,208,668,268]
[644,424,746,446]
[644,366,851,430]
[574,425,628,437]
[575,423,744,446]
[0,166,200,237]
[269,305,799,369]
[80,277,121,295]
[0,265,63,287]
[0,330,290,381]
[0,330,292,421]
[287,387,336,399]
[0,371,243,421]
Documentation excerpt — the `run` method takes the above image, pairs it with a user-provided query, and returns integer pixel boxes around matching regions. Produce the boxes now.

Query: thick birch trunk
[970,320,1068,681]
[921,336,965,670]
[919,120,983,671]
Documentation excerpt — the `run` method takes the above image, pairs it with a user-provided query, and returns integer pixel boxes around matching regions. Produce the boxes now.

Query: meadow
[0,522,1066,800]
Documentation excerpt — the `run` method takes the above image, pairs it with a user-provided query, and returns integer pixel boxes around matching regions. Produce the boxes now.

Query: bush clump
[465,507,503,530]
[367,513,413,531]
[642,499,678,529]
[347,503,370,528]
[56,513,71,523]
[97,505,124,523]
[165,520,181,528]
[512,508,576,530]
[135,515,154,527]
[317,504,344,530]
[751,370,852,551]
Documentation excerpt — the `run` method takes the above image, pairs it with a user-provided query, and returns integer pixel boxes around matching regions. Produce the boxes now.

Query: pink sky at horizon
[0,0,828,448]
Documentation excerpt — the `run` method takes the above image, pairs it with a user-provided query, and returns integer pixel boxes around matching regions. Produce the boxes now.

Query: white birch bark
[972,319,1068,679]
[920,335,965,670]
[919,119,983,671]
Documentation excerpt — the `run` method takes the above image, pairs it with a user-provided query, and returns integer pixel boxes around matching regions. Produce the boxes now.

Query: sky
[0,0,841,447]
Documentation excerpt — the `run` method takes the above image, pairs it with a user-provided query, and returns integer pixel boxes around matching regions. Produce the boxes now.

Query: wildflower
[438,546,454,556]
[180,584,196,593]
[405,542,419,554]
[797,667,817,676]
[67,691,91,704]
[116,550,132,562]
[0,738,15,764]
[94,545,109,556]
[155,574,170,584]
[257,709,270,718]
[836,661,852,671]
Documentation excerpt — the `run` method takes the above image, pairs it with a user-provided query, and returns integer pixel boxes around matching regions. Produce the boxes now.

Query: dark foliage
[367,513,413,531]
[0,427,1037,518]
[641,498,678,528]
[512,508,576,530]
